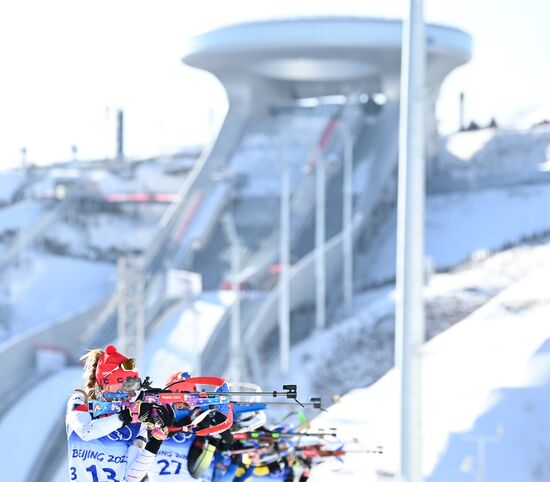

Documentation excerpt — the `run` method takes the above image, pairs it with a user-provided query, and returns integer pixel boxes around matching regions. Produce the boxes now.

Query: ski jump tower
[182,17,471,169]
[181,17,471,378]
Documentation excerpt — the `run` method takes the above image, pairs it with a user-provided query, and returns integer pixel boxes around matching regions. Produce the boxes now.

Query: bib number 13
[87,465,119,482]
[70,465,120,482]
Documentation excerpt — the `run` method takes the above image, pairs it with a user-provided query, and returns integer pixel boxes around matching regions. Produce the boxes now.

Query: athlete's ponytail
[80,348,104,400]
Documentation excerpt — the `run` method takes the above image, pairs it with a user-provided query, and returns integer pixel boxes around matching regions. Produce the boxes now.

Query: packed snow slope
[306,258,550,482]
[0,252,114,342]
[265,125,550,481]
[358,182,550,287]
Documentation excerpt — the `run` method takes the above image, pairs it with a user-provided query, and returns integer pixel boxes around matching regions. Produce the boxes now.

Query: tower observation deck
[182,16,471,126]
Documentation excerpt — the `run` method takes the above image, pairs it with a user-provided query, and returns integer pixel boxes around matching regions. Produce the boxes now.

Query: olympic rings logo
[172,432,194,444]
[107,426,133,441]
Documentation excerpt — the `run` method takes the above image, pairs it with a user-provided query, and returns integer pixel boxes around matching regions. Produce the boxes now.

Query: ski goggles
[104,358,137,377]
[101,377,142,398]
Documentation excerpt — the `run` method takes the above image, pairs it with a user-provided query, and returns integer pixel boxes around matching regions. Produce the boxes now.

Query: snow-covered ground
[26,160,191,200]
[0,201,44,245]
[0,366,83,482]
[434,125,550,189]
[0,156,192,342]
[265,237,550,408]
[44,207,166,260]
[0,169,27,205]
[307,261,550,482]
[358,183,550,287]
[0,124,549,481]
[441,125,550,170]
[0,252,114,342]
[260,126,550,481]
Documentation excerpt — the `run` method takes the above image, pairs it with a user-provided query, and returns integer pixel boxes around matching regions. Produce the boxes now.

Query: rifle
[295,444,384,458]
[89,390,230,416]
[89,382,309,435]
[90,384,304,416]
[232,429,337,442]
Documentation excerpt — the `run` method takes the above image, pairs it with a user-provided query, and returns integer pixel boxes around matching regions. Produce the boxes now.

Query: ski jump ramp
[183,17,471,380]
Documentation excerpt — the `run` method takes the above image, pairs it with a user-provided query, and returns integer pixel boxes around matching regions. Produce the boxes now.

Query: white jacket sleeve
[65,391,124,441]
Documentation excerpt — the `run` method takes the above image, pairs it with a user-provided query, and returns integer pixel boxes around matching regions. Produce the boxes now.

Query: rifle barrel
[234,432,336,440]
[235,401,317,406]
[199,391,296,397]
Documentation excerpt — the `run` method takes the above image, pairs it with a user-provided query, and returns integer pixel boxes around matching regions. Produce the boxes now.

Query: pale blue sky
[0,0,549,167]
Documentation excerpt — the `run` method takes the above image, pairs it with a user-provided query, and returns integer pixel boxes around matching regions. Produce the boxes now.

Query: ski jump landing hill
[187,17,472,379]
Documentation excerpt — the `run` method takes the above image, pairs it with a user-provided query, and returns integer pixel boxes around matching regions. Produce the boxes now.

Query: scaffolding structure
[117,256,145,361]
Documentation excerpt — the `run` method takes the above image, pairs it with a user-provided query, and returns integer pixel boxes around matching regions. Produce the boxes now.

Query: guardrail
[242,101,401,381]
[0,301,106,418]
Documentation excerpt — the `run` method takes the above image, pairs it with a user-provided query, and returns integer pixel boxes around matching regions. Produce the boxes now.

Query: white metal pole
[223,214,242,381]
[17,148,26,267]
[342,121,354,313]
[231,236,242,380]
[117,257,127,354]
[191,298,201,375]
[315,150,326,331]
[395,0,426,481]
[135,260,145,365]
[20,147,27,171]
[279,165,291,374]
[116,256,145,361]
[104,107,110,160]
[230,233,241,380]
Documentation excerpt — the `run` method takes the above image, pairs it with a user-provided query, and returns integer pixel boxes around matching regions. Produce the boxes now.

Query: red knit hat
[96,345,139,387]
